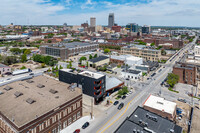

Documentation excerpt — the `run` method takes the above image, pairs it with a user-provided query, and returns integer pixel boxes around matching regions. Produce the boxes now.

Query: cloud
[0,0,200,26]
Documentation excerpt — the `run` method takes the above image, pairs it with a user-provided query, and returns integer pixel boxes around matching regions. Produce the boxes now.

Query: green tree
[59,65,63,69]
[79,56,87,63]
[93,54,97,58]
[167,73,179,88]
[41,63,45,68]
[24,49,31,55]
[150,43,155,46]
[20,66,27,70]
[10,48,21,54]
[47,40,52,43]
[104,48,110,53]
[89,54,93,59]
[21,54,27,63]
[161,49,167,55]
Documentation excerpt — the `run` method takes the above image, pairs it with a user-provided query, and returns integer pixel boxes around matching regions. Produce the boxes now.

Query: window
[63,121,67,128]
[73,104,76,111]
[68,117,72,125]
[77,101,80,108]
[52,128,57,133]
[68,107,71,114]
[73,114,76,122]
[77,111,81,119]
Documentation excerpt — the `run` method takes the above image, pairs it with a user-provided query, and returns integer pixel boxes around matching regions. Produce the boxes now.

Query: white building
[109,54,143,66]
[121,68,142,80]
[194,45,200,60]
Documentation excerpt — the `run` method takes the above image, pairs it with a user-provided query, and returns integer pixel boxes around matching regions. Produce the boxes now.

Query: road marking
[97,94,139,133]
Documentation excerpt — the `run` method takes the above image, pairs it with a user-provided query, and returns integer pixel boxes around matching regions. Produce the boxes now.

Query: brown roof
[0,75,82,128]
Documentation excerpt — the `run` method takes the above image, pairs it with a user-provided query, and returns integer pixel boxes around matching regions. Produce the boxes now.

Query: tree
[161,49,166,55]
[47,40,52,43]
[79,56,87,63]
[41,63,45,68]
[20,66,27,70]
[104,48,110,53]
[2,56,18,65]
[89,54,93,59]
[150,43,155,46]
[10,48,21,54]
[93,54,97,58]
[167,73,179,88]
[59,65,63,69]
[24,49,31,55]
[21,54,27,63]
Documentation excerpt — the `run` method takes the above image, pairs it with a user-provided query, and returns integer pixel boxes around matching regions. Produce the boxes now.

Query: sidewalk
[60,116,94,133]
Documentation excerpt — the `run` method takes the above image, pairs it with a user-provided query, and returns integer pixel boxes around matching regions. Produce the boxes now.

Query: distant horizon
[1,0,200,27]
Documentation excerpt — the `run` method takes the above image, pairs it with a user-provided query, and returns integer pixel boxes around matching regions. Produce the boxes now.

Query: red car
[73,129,80,133]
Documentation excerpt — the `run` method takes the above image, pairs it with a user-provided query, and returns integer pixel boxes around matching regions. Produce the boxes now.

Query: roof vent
[37,84,45,88]
[14,91,23,97]
[49,89,58,94]
[26,98,36,104]
[26,80,34,83]
[4,86,13,91]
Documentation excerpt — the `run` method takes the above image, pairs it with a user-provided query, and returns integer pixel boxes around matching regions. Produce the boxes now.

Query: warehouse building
[40,42,99,59]
[0,75,82,133]
[114,106,182,133]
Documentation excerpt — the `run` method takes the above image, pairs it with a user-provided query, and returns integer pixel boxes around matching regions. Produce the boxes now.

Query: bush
[168,87,179,93]
[20,66,27,70]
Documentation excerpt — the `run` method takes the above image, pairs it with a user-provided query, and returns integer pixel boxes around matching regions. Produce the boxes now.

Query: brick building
[173,62,196,85]
[143,95,177,121]
[111,26,121,32]
[0,75,82,133]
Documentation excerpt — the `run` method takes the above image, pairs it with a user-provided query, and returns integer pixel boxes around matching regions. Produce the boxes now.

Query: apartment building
[0,75,82,133]
[59,69,106,104]
[173,62,196,85]
[121,45,161,61]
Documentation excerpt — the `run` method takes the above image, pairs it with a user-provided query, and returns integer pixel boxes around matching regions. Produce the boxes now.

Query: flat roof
[0,75,82,128]
[109,54,142,61]
[143,95,176,115]
[79,71,104,79]
[0,63,8,67]
[88,56,109,63]
[42,42,98,49]
[115,106,182,133]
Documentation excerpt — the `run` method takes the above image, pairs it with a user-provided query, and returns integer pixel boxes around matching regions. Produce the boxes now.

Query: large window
[77,111,81,119]
[73,114,76,122]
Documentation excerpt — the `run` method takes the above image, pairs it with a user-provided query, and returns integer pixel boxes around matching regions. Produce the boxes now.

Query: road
[81,37,198,133]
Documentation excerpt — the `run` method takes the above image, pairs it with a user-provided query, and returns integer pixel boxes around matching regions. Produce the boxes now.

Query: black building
[115,106,182,133]
[59,69,106,104]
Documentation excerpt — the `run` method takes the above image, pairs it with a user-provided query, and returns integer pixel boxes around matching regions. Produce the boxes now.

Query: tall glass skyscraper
[126,23,139,32]
[108,13,114,28]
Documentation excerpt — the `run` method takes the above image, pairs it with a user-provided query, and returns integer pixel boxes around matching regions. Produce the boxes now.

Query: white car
[126,93,129,97]
[129,91,133,94]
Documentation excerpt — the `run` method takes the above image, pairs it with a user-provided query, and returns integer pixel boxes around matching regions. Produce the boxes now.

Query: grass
[168,87,179,93]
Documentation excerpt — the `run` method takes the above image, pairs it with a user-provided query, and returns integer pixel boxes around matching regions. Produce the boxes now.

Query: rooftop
[143,95,177,115]
[79,70,104,79]
[109,54,142,61]
[0,63,9,68]
[0,75,82,128]
[114,106,182,133]
[88,56,109,63]
[42,42,98,49]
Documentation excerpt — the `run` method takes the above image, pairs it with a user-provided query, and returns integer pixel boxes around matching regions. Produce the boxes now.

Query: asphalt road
[81,38,198,133]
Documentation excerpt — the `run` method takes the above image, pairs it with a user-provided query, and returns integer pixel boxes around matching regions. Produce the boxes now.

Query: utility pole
[90,98,93,119]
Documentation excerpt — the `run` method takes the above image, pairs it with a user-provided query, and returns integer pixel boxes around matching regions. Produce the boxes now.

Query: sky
[1,0,200,27]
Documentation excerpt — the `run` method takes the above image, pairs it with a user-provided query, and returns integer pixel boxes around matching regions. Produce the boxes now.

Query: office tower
[126,23,139,32]
[90,17,96,27]
[142,25,151,34]
[108,13,114,28]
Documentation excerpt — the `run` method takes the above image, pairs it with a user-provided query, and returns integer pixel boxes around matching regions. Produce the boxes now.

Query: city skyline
[1,0,200,27]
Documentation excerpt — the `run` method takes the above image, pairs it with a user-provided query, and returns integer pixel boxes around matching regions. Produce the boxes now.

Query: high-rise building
[108,13,114,28]
[142,25,151,34]
[126,23,139,32]
[90,17,96,27]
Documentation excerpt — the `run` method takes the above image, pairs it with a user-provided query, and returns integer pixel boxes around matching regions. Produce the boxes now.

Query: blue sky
[1,0,200,27]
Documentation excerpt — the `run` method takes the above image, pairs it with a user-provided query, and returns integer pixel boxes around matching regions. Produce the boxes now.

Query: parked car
[29,73,34,75]
[126,93,129,97]
[122,95,126,99]
[129,91,133,94]
[73,129,80,133]
[118,103,124,110]
[177,98,186,103]
[113,101,119,105]
[82,122,89,129]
